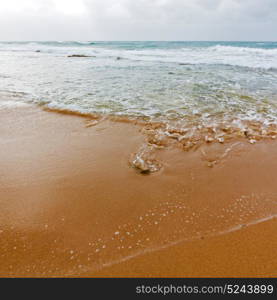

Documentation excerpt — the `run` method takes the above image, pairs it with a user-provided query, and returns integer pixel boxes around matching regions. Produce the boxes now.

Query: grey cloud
[0,0,276,40]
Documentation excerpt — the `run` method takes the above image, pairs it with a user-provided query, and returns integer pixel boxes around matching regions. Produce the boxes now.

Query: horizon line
[0,40,277,43]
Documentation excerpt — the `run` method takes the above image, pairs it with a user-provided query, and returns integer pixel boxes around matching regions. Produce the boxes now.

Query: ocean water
[1,41,277,134]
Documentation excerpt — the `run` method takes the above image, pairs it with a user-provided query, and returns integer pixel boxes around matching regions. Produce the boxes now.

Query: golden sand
[0,105,276,277]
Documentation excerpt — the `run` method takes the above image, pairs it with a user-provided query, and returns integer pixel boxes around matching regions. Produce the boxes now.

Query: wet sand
[0,105,276,277]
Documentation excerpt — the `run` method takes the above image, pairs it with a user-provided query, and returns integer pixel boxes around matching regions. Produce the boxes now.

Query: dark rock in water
[35,50,41,53]
[140,169,151,175]
[68,54,94,58]
[168,72,174,75]
[116,57,122,60]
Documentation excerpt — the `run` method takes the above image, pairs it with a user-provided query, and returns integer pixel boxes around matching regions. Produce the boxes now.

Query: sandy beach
[0,104,276,277]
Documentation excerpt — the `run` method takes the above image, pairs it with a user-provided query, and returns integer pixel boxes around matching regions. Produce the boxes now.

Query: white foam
[86,45,277,69]
[0,100,30,109]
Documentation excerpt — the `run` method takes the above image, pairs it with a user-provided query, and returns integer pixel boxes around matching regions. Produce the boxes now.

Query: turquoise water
[0,41,277,128]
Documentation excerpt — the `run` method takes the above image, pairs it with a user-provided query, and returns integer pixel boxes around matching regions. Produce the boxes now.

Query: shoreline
[0,104,276,277]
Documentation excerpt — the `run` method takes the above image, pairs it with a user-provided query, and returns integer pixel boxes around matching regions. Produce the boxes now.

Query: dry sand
[0,105,276,277]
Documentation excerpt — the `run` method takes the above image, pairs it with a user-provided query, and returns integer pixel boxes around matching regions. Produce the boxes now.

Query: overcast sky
[0,0,276,41]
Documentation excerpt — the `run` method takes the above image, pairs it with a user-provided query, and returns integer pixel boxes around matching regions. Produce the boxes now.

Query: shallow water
[0,41,277,154]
